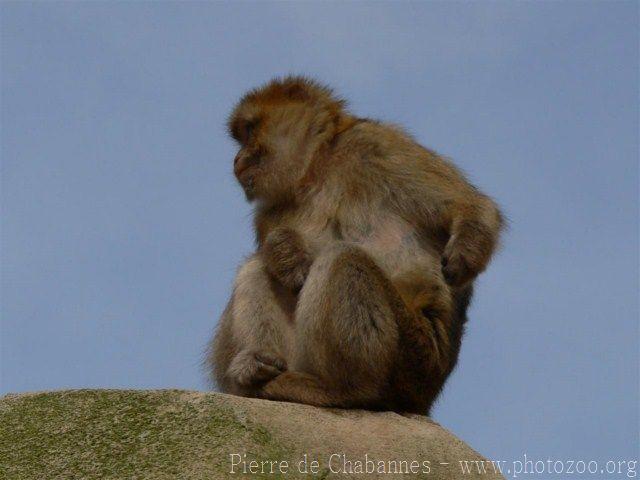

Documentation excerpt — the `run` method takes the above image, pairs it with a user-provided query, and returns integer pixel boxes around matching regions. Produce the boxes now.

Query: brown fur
[207,76,502,414]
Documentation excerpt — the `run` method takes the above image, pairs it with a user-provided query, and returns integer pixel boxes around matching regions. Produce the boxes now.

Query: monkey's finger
[442,257,473,287]
[231,360,283,386]
[251,364,284,384]
[254,352,288,372]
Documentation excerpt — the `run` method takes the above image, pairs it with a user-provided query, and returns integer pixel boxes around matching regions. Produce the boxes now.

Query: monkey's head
[228,76,349,204]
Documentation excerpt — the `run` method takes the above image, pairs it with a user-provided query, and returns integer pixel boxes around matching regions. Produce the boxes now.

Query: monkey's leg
[217,254,295,396]
[261,244,402,409]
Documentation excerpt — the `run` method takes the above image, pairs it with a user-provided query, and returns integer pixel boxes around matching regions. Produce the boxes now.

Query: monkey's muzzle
[233,151,261,180]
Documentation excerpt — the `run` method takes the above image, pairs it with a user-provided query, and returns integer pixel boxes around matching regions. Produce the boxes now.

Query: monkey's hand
[441,198,502,287]
[227,349,287,387]
[262,228,312,291]
[441,230,492,287]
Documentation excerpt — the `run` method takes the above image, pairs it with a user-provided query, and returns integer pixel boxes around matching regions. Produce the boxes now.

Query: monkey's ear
[280,82,313,102]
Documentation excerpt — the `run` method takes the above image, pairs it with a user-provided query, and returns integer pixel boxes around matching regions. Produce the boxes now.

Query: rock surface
[1,389,503,479]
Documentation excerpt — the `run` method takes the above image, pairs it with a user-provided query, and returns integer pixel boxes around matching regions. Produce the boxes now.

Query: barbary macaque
[207,77,502,414]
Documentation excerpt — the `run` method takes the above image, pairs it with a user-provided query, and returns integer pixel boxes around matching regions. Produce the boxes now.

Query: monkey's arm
[379,152,503,287]
[210,255,293,396]
[261,228,312,291]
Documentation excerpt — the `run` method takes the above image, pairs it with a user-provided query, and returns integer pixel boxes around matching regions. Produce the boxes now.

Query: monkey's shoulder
[335,119,418,160]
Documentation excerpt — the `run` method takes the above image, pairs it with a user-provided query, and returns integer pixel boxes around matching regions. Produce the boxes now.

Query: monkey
[207,76,503,414]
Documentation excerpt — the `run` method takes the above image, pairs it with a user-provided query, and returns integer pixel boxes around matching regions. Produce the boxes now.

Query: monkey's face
[228,77,347,204]
[229,103,321,203]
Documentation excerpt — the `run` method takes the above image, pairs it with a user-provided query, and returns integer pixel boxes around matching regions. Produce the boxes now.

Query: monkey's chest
[352,222,440,283]
[299,211,440,283]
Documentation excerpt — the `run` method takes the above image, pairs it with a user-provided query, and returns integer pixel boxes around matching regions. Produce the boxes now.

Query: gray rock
[0,389,504,479]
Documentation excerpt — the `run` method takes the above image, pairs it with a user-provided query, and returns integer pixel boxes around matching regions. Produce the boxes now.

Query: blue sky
[2,1,638,469]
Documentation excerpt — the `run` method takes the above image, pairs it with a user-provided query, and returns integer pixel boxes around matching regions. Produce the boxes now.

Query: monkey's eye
[421,307,438,320]
[229,117,260,144]
[244,119,258,139]
[238,118,260,144]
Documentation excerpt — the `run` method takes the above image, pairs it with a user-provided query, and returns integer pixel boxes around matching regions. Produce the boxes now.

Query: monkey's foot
[227,350,287,387]
[259,371,339,408]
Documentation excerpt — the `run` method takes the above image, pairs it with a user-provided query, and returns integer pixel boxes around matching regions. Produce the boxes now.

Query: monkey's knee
[233,254,268,296]
[299,243,399,338]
